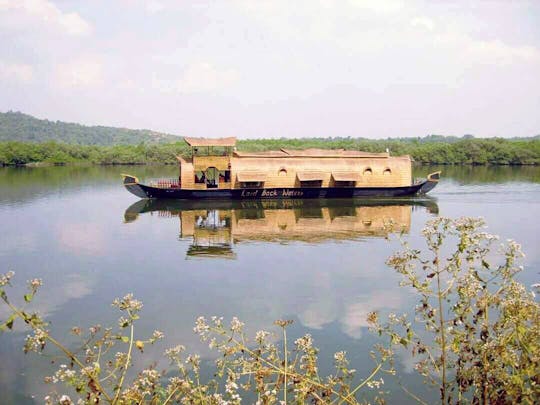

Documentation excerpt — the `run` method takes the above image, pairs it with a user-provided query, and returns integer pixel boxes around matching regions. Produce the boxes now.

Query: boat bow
[418,171,441,194]
[121,174,149,198]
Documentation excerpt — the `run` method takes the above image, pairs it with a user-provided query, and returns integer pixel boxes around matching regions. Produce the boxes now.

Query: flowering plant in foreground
[0,278,390,404]
[368,217,540,404]
[1,216,539,404]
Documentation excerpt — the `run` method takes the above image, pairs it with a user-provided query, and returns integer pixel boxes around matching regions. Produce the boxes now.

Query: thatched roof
[237,172,267,182]
[233,148,390,158]
[332,172,361,182]
[184,137,237,147]
[233,150,289,157]
[296,172,326,181]
[280,148,389,158]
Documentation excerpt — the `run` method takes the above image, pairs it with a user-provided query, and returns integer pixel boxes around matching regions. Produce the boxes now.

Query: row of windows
[194,169,231,186]
[193,167,393,186]
[239,180,357,189]
[276,167,392,176]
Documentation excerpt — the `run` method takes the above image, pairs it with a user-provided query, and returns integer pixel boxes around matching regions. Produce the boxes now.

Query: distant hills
[1,111,538,146]
[0,111,181,146]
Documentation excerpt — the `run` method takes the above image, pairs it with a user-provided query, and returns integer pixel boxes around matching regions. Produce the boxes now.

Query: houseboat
[122,137,440,200]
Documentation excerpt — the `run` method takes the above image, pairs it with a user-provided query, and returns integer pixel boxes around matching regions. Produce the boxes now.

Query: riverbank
[1,137,539,166]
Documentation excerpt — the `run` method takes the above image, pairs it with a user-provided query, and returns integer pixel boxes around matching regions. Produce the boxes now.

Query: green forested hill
[0,111,181,145]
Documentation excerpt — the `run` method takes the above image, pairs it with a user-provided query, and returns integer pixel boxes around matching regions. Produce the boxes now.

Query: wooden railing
[147,179,181,188]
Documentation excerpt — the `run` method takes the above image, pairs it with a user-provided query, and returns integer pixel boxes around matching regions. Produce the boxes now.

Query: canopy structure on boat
[184,137,237,147]
[237,172,267,182]
[280,148,389,158]
[332,172,361,182]
[233,149,390,158]
[296,172,325,181]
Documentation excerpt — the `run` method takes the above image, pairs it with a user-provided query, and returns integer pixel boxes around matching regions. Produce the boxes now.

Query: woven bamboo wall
[230,155,412,188]
[178,158,195,189]
[193,156,230,171]
[178,153,412,190]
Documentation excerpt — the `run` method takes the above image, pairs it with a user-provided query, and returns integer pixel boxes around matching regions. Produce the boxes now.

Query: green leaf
[24,293,33,303]
[5,313,17,330]
[120,336,129,343]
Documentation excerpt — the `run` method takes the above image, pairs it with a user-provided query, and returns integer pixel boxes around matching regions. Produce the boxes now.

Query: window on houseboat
[334,181,356,188]
[363,168,373,175]
[300,180,323,188]
[192,146,232,156]
[219,170,231,183]
[240,181,263,188]
[195,171,206,183]
[205,167,219,188]
[383,168,392,175]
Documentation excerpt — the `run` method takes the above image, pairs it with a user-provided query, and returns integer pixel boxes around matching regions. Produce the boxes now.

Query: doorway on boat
[205,167,219,189]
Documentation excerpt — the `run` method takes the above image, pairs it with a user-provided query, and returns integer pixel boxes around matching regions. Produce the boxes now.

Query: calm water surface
[0,165,539,404]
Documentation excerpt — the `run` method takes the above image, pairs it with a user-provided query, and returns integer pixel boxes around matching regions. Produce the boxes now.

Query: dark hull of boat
[122,172,440,200]
[124,181,437,200]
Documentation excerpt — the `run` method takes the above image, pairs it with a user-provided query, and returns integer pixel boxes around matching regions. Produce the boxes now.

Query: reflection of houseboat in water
[124,199,438,259]
[122,137,440,200]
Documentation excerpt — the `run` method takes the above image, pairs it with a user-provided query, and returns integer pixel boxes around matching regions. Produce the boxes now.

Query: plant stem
[335,363,382,405]
[436,259,447,404]
[212,328,356,404]
[113,320,134,404]
[283,326,288,404]
[4,299,114,402]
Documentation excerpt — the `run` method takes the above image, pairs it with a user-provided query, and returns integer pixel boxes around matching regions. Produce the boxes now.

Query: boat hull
[123,179,438,200]
[122,173,440,200]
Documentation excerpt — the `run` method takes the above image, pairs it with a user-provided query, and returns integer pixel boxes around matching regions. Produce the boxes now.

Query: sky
[0,0,539,139]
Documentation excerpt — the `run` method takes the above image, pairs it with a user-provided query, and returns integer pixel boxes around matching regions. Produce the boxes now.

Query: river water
[0,165,538,404]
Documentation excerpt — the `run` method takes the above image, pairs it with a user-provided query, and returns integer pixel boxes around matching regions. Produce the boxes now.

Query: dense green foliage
[1,111,538,165]
[1,136,539,165]
[0,111,180,145]
[238,137,540,165]
[0,141,190,165]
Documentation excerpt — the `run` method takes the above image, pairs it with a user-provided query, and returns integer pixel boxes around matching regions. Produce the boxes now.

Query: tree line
[0,137,539,166]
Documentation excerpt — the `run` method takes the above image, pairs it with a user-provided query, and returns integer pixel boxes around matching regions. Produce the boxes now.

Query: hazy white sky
[1,0,539,138]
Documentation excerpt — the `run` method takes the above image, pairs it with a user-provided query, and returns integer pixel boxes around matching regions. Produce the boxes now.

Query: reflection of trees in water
[413,164,540,184]
[0,165,178,203]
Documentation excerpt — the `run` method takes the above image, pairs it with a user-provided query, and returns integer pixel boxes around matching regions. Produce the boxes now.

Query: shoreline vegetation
[1,136,539,166]
[1,217,539,404]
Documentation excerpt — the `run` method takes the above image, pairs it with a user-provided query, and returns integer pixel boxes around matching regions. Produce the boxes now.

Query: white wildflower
[152,330,164,340]
[112,293,143,312]
[194,316,209,335]
[0,271,15,286]
[230,317,244,333]
[294,334,313,351]
[59,395,73,405]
